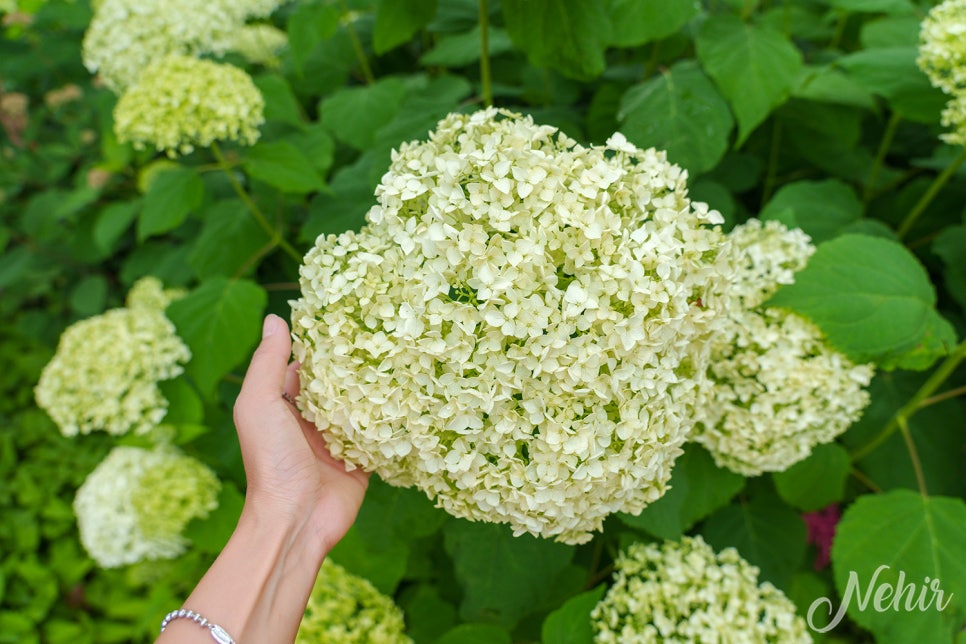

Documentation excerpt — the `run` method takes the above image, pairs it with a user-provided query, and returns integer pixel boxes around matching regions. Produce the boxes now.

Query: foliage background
[1,0,965,642]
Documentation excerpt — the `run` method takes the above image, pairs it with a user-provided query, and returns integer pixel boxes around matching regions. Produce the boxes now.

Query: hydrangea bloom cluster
[296,560,411,643]
[113,54,265,156]
[292,108,735,543]
[591,536,812,643]
[918,0,966,145]
[35,277,190,437]
[82,0,286,91]
[73,445,220,568]
[692,220,873,476]
[229,24,288,67]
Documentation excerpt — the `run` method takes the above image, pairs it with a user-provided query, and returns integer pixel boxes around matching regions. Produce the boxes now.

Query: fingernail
[263,314,281,338]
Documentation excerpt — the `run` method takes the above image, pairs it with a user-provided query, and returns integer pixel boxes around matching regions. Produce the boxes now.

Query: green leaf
[878,309,957,372]
[502,0,611,80]
[243,141,327,194]
[373,0,438,54]
[253,74,304,128]
[760,179,863,243]
[618,444,744,539]
[541,585,605,644]
[443,520,574,629]
[183,481,244,554]
[696,15,803,145]
[353,476,448,550]
[702,492,807,589]
[420,25,514,67]
[320,78,408,150]
[68,275,108,317]
[328,526,408,595]
[166,278,267,396]
[188,200,267,278]
[830,491,966,642]
[861,15,922,49]
[435,623,512,644]
[792,66,879,111]
[606,0,698,47]
[773,443,851,512]
[618,61,734,175]
[767,234,938,364]
[93,200,139,255]
[286,2,340,75]
[400,585,457,643]
[137,167,204,241]
[286,124,335,177]
[826,0,915,14]
[157,377,204,425]
[933,225,966,315]
[837,47,947,124]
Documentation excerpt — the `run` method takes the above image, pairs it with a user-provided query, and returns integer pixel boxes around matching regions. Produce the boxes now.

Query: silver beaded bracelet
[159,608,236,644]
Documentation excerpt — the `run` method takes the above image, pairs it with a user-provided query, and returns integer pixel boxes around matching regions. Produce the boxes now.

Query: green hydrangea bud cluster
[113,54,265,156]
[35,277,191,437]
[918,0,966,145]
[296,560,412,644]
[692,220,873,476]
[293,108,737,544]
[73,445,220,568]
[82,0,285,155]
[591,536,812,643]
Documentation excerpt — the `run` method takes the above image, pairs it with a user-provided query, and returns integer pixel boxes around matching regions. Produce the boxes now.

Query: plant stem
[898,416,928,496]
[919,384,966,408]
[849,467,882,493]
[851,340,966,461]
[340,0,375,85]
[478,0,493,107]
[896,148,966,239]
[863,112,901,207]
[210,142,303,264]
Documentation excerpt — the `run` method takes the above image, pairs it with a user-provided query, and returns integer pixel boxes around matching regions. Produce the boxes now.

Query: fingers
[238,314,292,405]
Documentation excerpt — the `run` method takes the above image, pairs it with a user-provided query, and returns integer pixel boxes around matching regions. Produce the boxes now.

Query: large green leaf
[137,167,204,241]
[328,525,408,595]
[618,61,734,175]
[760,179,863,243]
[285,2,339,75]
[933,225,966,315]
[702,492,808,589]
[605,0,698,47]
[541,585,605,644]
[187,200,267,278]
[443,521,574,629]
[253,74,304,128]
[242,141,327,194]
[837,47,947,124]
[373,0,437,54]
[436,623,512,644]
[773,443,851,512]
[768,234,939,364]
[502,0,611,80]
[829,491,966,642]
[826,0,916,14]
[420,26,514,67]
[618,444,744,539]
[319,78,408,150]
[696,15,802,145]
[166,278,267,396]
[352,476,448,550]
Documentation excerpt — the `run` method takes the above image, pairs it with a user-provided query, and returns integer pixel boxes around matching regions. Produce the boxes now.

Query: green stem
[849,467,881,493]
[896,148,966,239]
[210,142,302,264]
[829,10,847,50]
[898,416,928,496]
[478,0,493,107]
[919,384,966,408]
[340,0,375,85]
[851,340,966,461]
[863,112,901,206]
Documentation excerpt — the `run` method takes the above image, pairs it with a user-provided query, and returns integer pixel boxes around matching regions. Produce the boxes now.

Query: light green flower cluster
[692,220,873,476]
[229,24,288,67]
[35,277,191,437]
[113,54,265,156]
[73,445,220,568]
[591,536,812,643]
[293,108,737,543]
[296,560,412,644]
[918,0,966,145]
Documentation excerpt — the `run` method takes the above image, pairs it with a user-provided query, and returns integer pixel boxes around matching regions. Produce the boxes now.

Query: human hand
[233,313,369,555]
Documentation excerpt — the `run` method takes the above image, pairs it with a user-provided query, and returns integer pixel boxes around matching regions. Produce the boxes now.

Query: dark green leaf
[286,2,340,75]
[158,378,204,425]
[166,278,267,396]
[68,275,107,317]
[286,124,335,177]
[138,167,205,241]
[760,179,863,243]
[618,61,734,175]
[93,201,139,255]
[837,48,947,124]
[253,74,304,128]
[188,200,267,278]
[320,78,408,150]
[606,0,698,47]
[502,0,611,80]
[830,490,966,642]
[826,0,915,14]
[329,526,409,594]
[435,623,512,644]
[420,26,513,67]
[353,476,448,550]
[696,15,802,144]
[933,225,966,315]
[373,0,438,54]
[183,481,244,555]
[792,66,878,111]
[400,585,457,643]
[243,141,327,194]
[773,443,851,512]
[768,234,938,364]
[541,585,605,644]
[860,15,922,49]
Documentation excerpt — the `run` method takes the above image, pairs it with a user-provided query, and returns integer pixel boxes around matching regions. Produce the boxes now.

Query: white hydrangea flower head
[34,277,191,437]
[691,220,873,476]
[73,445,220,568]
[591,536,812,643]
[292,108,736,544]
[940,91,966,146]
[296,560,412,644]
[125,275,186,311]
[113,54,265,157]
[918,0,966,96]
[228,24,288,67]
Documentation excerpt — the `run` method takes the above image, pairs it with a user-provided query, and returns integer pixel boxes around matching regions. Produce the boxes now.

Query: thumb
[238,314,292,405]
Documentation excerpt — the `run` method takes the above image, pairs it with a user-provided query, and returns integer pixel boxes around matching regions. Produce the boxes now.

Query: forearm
[156,504,327,644]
